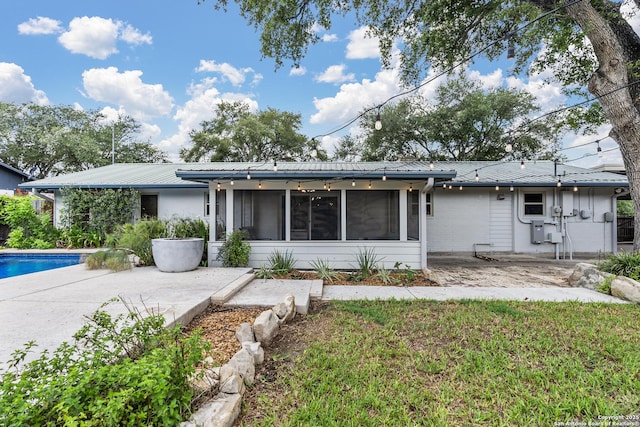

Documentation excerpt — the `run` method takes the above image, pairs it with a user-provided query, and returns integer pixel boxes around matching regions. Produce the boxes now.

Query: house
[21,160,629,269]
[0,161,31,195]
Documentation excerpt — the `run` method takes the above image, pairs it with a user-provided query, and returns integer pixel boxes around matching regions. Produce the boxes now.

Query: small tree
[216,230,251,267]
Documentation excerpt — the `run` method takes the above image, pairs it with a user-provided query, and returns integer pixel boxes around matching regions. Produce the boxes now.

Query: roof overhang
[175,169,457,183]
[20,183,207,191]
[445,182,629,188]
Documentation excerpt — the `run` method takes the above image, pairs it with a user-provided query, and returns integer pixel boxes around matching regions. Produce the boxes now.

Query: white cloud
[346,26,380,60]
[622,0,640,36]
[311,67,402,124]
[0,62,48,105]
[17,17,62,35]
[468,69,504,90]
[59,17,120,59]
[322,34,338,42]
[315,64,355,84]
[58,17,150,59]
[196,59,258,87]
[290,66,307,76]
[157,77,259,160]
[82,67,174,120]
[119,24,152,46]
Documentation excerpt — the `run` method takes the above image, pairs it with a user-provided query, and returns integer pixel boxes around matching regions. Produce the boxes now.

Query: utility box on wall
[531,220,545,244]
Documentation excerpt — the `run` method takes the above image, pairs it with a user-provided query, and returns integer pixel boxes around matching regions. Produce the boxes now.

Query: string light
[442,182,447,189]
[352,179,356,187]
[382,169,387,181]
[368,180,372,189]
[217,182,221,191]
[327,183,331,191]
[459,185,463,191]
[374,110,382,130]
[475,170,479,182]
[258,181,262,189]
[273,161,278,172]
[448,184,452,190]
[505,132,513,153]
[573,181,579,192]
[246,168,251,180]
[496,183,500,191]
[323,181,327,189]
[409,183,413,192]
[230,179,234,186]
[520,160,525,170]
[297,182,301,191]
[510,184,514,192]
[557,178,562,188]
[429,160,434,170]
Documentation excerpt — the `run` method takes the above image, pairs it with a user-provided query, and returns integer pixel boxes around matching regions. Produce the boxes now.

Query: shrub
[86,249,132,272]
[0,298,209,426]
[597,251,640,281]
[353,247,381,279]
[255,265,274,280]
[376,265,396,285]
[107,219,166,266]
[310,258,340,284]
[216,230,251,267]
[268,249,296,275]
[0,195,59,249]
[165,217,210,265]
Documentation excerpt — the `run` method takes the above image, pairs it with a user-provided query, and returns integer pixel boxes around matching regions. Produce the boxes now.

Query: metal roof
[19,163,207,190]
[19,160,628,190]
[175,161,457,182]
[437,160,628,187]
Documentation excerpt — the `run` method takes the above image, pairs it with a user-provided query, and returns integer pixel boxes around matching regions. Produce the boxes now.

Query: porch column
[340,189,347,241]
[226,188,234,236]
[285,188,291,241]
[420,189,428,270]
[399,189,408,241]
[210,183,216,242]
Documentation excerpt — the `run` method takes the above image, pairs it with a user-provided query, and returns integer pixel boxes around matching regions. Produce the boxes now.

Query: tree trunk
[566,1,640,251]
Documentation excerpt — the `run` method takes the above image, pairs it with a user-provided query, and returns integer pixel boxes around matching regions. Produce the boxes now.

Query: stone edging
[180,294,297,427]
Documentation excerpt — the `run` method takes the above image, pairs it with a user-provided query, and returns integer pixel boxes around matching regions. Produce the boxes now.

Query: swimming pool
[0,254,83,279]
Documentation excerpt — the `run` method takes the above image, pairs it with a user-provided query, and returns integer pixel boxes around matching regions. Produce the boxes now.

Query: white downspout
[420,178,434,271]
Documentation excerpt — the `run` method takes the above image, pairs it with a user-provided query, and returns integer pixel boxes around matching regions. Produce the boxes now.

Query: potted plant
[151,217,208,273]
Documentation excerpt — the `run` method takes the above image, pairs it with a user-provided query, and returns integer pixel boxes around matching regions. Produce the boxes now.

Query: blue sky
[0,0,630,167]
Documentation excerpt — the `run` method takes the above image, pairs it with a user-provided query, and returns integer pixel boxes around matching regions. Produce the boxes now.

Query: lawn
[239,299,640,426]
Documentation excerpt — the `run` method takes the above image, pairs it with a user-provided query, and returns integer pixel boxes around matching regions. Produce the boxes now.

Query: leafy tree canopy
[0,102,167,179]
[180,100,326,162]
[347,75,563,161]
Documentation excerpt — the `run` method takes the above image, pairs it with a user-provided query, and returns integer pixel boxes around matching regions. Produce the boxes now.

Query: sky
[0,0,634,168]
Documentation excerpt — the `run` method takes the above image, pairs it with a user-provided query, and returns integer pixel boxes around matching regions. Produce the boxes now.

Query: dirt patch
[428,255,580,287]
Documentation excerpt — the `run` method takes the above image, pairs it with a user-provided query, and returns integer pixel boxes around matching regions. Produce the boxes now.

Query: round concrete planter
[152,238,204,272]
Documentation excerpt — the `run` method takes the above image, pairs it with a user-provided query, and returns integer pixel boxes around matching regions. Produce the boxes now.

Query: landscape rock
[181,392,242,427]
[252,309,279,345]
[611,276,640,303]
[242,341,264,365]
[228,348,255,385]
[219,364,245,395]
[568,263,614,290]
[189,367,219,395]
[235,322,255,343]
[272,294,296,323]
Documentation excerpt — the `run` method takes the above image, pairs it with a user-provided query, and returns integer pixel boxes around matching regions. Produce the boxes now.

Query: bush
[216,230,251,267]
[107,219,166,266]
[0,195,59,249]
[310,258,340,284]
[86,249,132,272]
[268,249,296,275]
[597,251,640,281]
[353,247,381,279]
[0,298,209,426]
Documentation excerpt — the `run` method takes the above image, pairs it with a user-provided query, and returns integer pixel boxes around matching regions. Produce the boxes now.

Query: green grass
[241,300,640,426]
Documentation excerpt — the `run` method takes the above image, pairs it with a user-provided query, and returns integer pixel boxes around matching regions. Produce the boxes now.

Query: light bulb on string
[429,160,434,170]
[573,181,578,192]
[557,178,562,188]
[374,110,382,130]
[230,179,234,186]
[368,180,372,189]
[273,161,278,172]
[258,181,262,189]
[409,183,413,192]
[475,170,479,182]
[459,185,463,191]
[217,182,221,191]
[352,179,356,187]
[246,168,251,180]
[520,160,525,170]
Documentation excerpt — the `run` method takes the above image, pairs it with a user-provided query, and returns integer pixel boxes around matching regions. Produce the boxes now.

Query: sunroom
[176,161,456,270]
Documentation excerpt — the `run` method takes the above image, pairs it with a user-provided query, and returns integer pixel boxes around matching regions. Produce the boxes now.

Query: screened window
[291,191,340,240]
[347,190,399,240]
[524,193,545,216]
[233,190,285,240]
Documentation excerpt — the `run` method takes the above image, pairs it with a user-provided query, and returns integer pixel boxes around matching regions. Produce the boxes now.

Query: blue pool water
[0,254,83,279]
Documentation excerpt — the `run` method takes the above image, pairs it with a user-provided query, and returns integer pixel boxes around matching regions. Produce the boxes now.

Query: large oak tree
[0,103,167,179]
[202,0,640,249]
